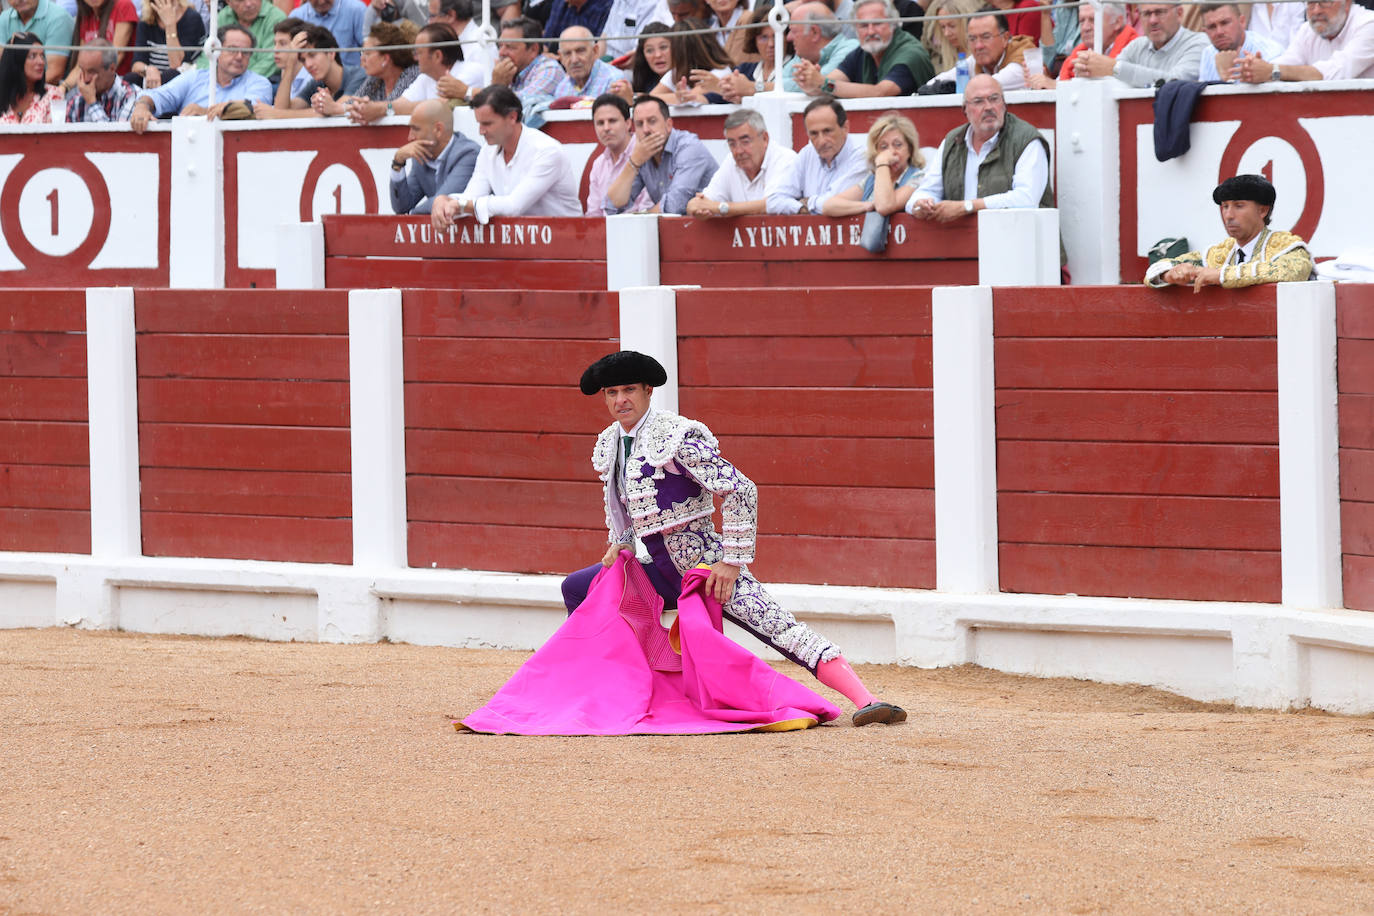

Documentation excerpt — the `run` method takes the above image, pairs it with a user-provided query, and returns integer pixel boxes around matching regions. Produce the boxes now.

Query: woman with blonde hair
[922,0,980,73]
[823,112,926,217]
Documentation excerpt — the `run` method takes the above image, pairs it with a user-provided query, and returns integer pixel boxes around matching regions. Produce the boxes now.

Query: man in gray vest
[906,73,1051,223]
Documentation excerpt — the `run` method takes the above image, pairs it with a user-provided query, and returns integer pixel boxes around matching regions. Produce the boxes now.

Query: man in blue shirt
[129,25,275,132]
[550,25,624,99]
[542,0,612,39]
[766,95,867,214]
[605,94,718,216]
[0,0,75,84]
[1198,1,1283,81]
[292,0,367,66]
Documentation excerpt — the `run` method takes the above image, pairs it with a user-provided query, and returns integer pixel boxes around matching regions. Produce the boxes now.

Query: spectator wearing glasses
[1233,0,1374,82]
[128,23,274,130]
[1072,1,1207,86]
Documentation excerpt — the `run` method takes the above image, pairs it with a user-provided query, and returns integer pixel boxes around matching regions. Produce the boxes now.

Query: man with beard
[907,73,1051,222]
[793,0,933,97]
[1145,174,1313,290]
[1233,0,1374,82]
[1073,1,1207,86]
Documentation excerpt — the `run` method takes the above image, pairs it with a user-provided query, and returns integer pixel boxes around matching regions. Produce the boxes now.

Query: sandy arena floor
[2,628,1373,915]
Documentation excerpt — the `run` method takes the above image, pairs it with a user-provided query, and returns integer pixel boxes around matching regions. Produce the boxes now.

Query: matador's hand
[706,561,739,604]
[602,543,627,567]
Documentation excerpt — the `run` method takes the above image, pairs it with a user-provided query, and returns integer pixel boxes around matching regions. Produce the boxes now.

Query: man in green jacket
[794,0,933,97]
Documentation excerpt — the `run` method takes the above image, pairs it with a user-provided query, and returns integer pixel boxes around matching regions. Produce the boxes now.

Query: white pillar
[742,91,800,149]
[85,288,141,561]
[618,286,678,415]
[978,209,1061,286]
[348,289,408,570]
[932,285,999,593]
[1055,78,1120,284]
[169,117,225,288]
[276,222,325,289]
[605,214,660,291]
[1278,280,1342,609]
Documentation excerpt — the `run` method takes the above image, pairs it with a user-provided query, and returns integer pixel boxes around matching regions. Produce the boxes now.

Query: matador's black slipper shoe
[852,701,907,727]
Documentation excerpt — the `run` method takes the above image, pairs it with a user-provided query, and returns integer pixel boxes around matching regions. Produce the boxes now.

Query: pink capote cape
[458,551,841,735]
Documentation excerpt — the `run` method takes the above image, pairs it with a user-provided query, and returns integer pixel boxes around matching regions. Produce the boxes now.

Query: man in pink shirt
[584,93,652,217]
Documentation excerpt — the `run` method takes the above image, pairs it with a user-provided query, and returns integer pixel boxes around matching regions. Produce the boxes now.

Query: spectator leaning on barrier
[196,0,281,80]
[292,0,366,66]
[1234,0,1374,82]
[65,37,139,119]
[685,107,796,219]
[1198,2,1283,83]
[129,23,274,130]
[349,21,460,120]
[1145,174,1314,290]
[907,73,1051,221]
[585,92,653,216]
[488,15,565,115]
[131,0,205,89]
[254,22,366,116]
[927,7,1034,91]
[552,25,625,98]
[0,0,75,85]
[794,0,934,98]
[1073,1,1207,86]
[822,110,924,216]
[390,98,481,213]
[766,94,867,214]
[605,93,717,215]
[348,20,420,102]
[432,85,583,225]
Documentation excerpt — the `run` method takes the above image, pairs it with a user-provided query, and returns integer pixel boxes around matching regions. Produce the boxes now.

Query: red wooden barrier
[0,290,90,553]
[660,214,977,287]
[994,285,1281,603]
[322,216,607,290]
[675,287,936,588]
[1338,283,1374,612]
[135,290,352,564]
[403,289,619,573]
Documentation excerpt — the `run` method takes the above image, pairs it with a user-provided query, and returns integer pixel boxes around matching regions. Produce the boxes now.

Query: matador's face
[604,383,653,432]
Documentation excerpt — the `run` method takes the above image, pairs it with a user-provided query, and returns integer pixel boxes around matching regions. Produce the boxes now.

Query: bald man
[389,98,482,215]
[550,25,626,99]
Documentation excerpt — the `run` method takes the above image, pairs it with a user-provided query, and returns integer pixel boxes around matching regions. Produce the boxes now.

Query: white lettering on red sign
[391,222,556,247]
[729,220,901,250]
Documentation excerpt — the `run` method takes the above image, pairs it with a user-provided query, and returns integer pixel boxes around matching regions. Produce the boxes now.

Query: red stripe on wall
[140,468,351,518]
[994,286,1278,337]
[661,260,977,289]
[1000,543,1281,603]
[707,435,933,489]
[996,391,1278,444]
[404,338,613,385]
[406,430,590,481]
[139,424,352,473]
[995,338,1277,390]
[681,388,932,438]
[999,441,1279,498]
[401,289,619,339]
[676,287,932,336]
[135,290,351,334]
[0,507,90,554]
[141,513,352,564]
[0,421,88,466]
[750,534,934,589]
[136,379,350,427]
[1338,284,1374,610]
[679,336,932,388]
[137,334,351,380]
[1000,493,1280,550]
[408,521,608,575]
[405,383,608,433]
[0,465,89,510]
[0,333,87,377]
[0,291,86,331]
[327,257,607,292]
[0,378,89,421]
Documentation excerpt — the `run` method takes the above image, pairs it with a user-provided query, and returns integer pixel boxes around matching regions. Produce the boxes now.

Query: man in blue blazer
[389,99,481,215]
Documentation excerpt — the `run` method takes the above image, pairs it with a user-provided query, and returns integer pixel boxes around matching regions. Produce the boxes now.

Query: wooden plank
[0,292,86,332]
[141,513,351,564]
[135,290,351,334]
[0,332,87,377]
[136,379,349,427]
[998,441,1279,498]
[327,256,606,291]
[1339,394,1374,450]
[995,391,1277,444]
[676,287,932,337]
[678,336,932,388]
[137,334,350,381]
[993,286,1278,338]
[140,468,351,517]
[749,534,934,588]
[0,507,90,554]
[405,430,592,480]
[998,493,1279,550]
[999,543,1281,603]
[404,337,612,385]
[408,521,607,574]
[322,215,607,260]
[0,465,89,510]
[1338,338,1374,394]
[138,424,352,473]
[402,289,619,339]
[996,338,1277,391]
[404,383,608,433]
[1341,500,1374,557]
[0,378,88,421]
[1336,284,1374,340]
[658,214,977,262]
[661,259,978,289]
[1343,554,1374,612]
[1340,448,1374,503]
[681,388,932,438]
[0,421,89,466]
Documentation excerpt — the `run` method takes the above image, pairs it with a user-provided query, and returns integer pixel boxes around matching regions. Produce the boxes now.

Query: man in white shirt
[1234,0,1374,82]
[431,85,583,227]
[907,74,1051,221]
[765,96,867,215]
[686,108,797,219]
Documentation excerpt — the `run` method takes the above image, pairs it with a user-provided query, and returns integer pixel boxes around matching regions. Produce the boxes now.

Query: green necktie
[622,435,633,460]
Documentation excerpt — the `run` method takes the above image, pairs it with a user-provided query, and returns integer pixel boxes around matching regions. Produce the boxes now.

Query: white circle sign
[17,168,95,258]
[309,163,368,221]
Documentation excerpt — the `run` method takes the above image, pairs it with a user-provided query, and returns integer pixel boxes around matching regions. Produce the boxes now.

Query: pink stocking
[816,656,878,709]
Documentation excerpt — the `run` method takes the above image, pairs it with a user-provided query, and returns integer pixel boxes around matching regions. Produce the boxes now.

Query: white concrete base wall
[6,552,1374,715]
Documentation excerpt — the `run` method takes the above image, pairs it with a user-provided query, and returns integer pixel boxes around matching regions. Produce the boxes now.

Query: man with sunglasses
[129,24,273,131]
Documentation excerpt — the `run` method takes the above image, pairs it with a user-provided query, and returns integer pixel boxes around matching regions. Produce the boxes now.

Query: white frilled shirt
[454,124,583,224]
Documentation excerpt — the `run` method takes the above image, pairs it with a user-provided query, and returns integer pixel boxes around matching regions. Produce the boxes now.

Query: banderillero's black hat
[579,350,668,395]
[1213,174,1276,208]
